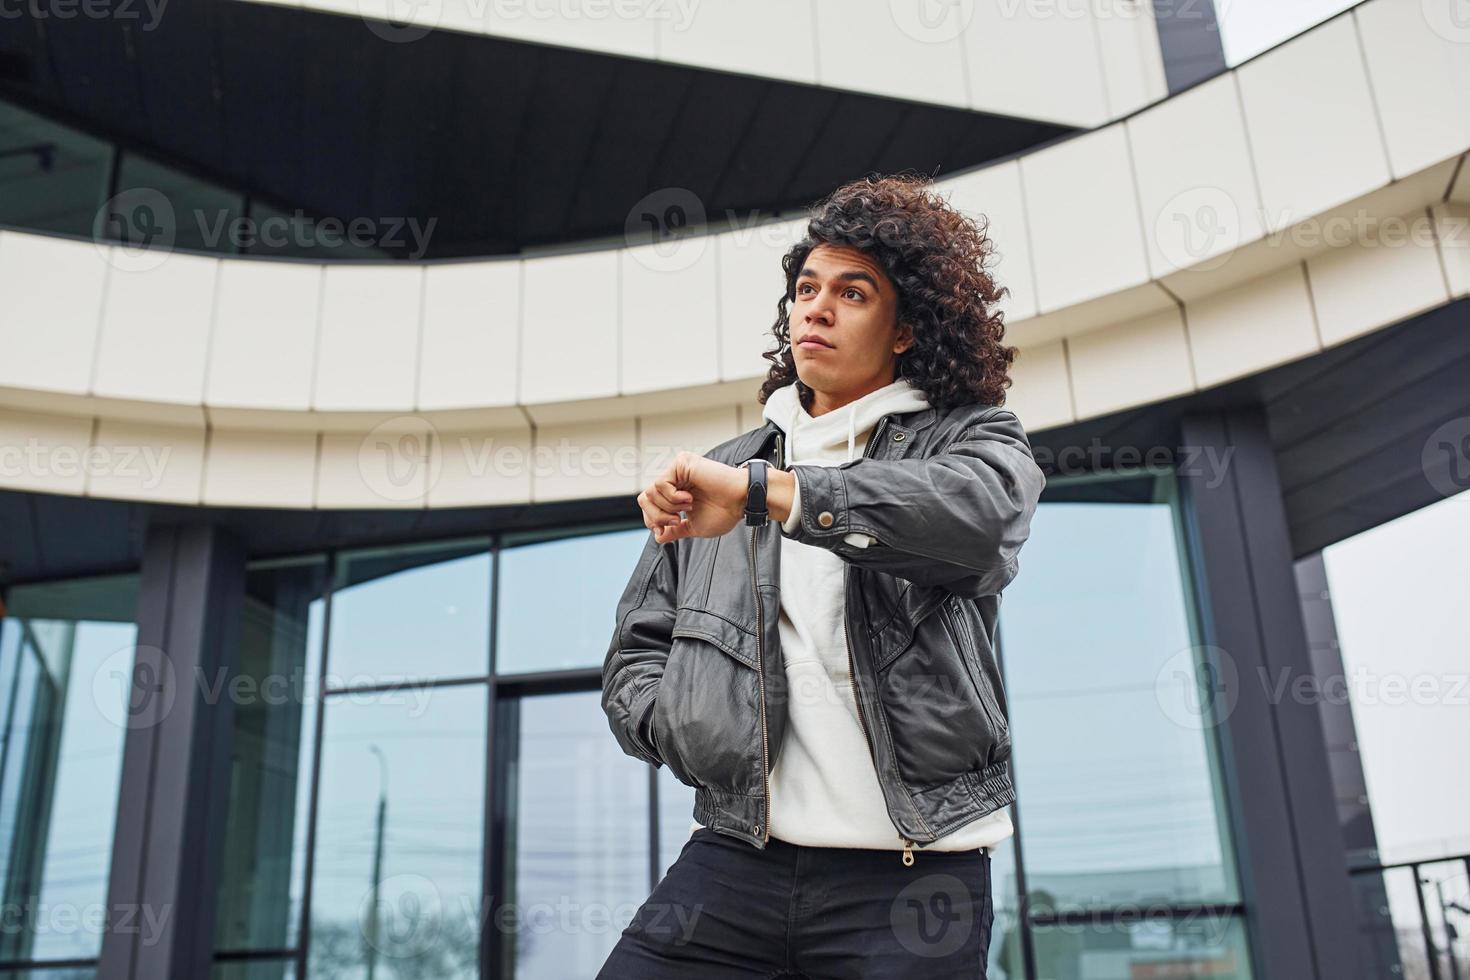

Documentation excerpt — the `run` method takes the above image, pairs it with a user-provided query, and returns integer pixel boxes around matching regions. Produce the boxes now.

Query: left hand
[637,451,747,544]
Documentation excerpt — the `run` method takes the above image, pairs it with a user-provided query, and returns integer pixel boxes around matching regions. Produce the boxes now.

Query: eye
[844,287,863,300]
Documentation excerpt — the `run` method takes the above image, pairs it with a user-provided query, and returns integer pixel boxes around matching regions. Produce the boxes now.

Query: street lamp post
[365,745,389,980]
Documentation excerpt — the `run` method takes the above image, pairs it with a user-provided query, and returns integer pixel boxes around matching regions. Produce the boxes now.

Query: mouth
[797,333,835,350]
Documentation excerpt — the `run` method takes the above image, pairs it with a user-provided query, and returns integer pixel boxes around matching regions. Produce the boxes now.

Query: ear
[893,321,915,355]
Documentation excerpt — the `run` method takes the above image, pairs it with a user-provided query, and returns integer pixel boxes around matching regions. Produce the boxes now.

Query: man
[598,173,1045,978]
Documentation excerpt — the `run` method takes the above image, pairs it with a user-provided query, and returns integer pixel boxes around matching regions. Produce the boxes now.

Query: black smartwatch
[743,459,769,527]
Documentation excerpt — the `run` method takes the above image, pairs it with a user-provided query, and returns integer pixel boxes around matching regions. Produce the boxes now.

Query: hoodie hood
[762,377,930,464]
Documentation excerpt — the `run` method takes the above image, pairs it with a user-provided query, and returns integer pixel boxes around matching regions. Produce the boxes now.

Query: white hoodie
[689,378,1015,852]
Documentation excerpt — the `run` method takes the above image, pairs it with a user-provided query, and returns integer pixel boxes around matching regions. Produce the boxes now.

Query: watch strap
[743,459,769,526]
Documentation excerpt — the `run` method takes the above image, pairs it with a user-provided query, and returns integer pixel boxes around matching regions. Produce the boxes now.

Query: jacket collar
[739,404,938,463]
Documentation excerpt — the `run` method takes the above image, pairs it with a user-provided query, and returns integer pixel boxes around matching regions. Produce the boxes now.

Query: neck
[808,372,899,418]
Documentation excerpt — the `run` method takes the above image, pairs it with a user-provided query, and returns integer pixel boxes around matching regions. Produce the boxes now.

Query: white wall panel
[86,418,205,504]
[1021,126,1151,312]
[428,423,534,507]
[0,232,108,395]
[206,261,322,410]
[1068,307,1193,418]
[531,416,638,502]
[717,221,801,381]
[203,427,318,508]
[658,0,817,84]
[1236,16,1392,231]
[519,250,620,403]
[314,265,422,412]
[0,408,93,495]
[1006,340,1074,432]
[418,260,521,410]
[1186,264,1319,388]
[621,241,720,395]
[945,161,1038,321]
[1307,213,1449,346]
[1355,0,1470,179]
[964,2,1108,125]
[1095,4,1168,117]
[812,0,967,108]
[638,404,739,484]
[93,251,217,404]
[1127,73,1264,279]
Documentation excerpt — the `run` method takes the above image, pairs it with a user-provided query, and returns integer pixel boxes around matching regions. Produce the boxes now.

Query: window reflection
[508,691,649,979]
[1026,913,1251,980]
[0,575,138,964]
[329,540,491,685]
[309,684,485,980]
[1000,478,1240,910]
[0,100,112,237]
[496,528,646,675]
[211,960,296,980]
[215,558,328,953]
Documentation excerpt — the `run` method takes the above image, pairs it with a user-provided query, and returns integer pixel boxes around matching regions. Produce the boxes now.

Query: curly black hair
[757,172,1015,412]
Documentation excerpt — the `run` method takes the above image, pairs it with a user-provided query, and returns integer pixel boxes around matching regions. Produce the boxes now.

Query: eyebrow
[797,267,883,293]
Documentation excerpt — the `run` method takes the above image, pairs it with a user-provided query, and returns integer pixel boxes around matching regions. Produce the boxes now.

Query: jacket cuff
[787,463,850,541]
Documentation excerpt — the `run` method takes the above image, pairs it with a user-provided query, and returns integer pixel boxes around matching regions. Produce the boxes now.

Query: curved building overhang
[0,0,1467,510]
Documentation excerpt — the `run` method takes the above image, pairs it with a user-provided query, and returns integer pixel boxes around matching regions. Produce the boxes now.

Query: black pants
[596,827,994,979]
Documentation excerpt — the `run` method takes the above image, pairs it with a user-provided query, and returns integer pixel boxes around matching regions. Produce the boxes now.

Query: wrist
[766,468,795,525]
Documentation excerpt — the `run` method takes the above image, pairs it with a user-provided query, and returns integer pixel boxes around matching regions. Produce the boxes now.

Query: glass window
[328,540,491,686]
[496,527,646,675]
[0,575,138,965]
[0,100,112,237]
[215,558,328,953]
[1026,913,1252,980]
[210,961,296,980]
[505,691,650,979]
[986,827,1024,980]
[656,766,695,881]
[1320,492,1470,863]
[308,683,485,980]
[999,476,1240,911]
[110,153,246,255]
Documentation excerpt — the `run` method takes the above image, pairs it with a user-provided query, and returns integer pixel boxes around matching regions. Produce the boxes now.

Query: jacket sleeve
[601,530,678,769]
[783,409,1045,598]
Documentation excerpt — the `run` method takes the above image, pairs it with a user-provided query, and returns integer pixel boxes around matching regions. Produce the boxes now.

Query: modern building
[1,1,1468,978]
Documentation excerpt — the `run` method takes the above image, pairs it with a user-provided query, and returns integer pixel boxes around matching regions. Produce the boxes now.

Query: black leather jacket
[601,401,1045,852]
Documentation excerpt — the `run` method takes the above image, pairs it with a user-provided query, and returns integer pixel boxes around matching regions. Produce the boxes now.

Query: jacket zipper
[750,427,780,847]
[834,415,918,865]
[750,524,771,846]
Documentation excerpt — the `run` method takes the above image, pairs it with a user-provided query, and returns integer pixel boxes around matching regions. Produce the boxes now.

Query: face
[789,244,913,413]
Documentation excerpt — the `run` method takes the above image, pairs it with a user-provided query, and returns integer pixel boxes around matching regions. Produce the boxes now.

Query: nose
[804,295,834,326]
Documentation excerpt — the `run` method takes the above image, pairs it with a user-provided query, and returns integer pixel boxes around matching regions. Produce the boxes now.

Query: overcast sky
[1217,0,1360,63]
